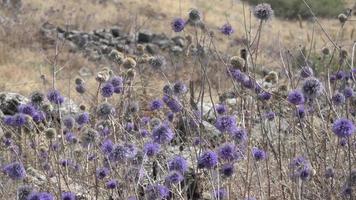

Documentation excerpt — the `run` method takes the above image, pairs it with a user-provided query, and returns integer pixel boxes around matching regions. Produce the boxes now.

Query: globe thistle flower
[287,90,305,105]
[2,162,26,180]
[230,127,248,143]
[164,96,182,113]
[125,101,140,114]
[18,104,36,117]
[296,105,306,119]
[76,112,90,125]
[81,128,98,147]
[252,147,266,161]
[165,170,184,185]
[290,156,312,181]
[143,142,160,157]
[242,77,255,89]
[152,124,174,144]
[213,188,227,200]
[171,18,185,32]
[332,118,355,138]
[65,132,76,144]
[123,143,138,159]
[150,118,162,128]
[330,75,336,82]
[215,115,236,133]
[96,167,110,179]
[148,55,166,70]
[75,84,86,94]
[106,179,119,190]
[227,68,245,82]
[145,184,170,200]
[188,9,201,23]
[12,113,27,127]
[168,155,188,173]
[47,90,64,104]
[302,77,323,99]
[336,70,345,80]
[96,102,113,118]
[300,66,314,78]
[265,111,275,121]
[101,139,114,155]
[220,23,234,36]
[109,145,126,162]
[74,77,85,85]
[122,57,137,69]
[110,76,123,87]
[230,56,245,70]
[63,115,75,130]
[17,185,33,200]
[32,111,45,123]
[3,115,14,126]
[343,87,354,98]
[150,99,164,111]
[218,143,239,161]
[173,81,187,95]
[101,83,114,98]
[216,104,227,115]
[140,129,150,137]
[140,116,150,126]
[253,3,273,21]
[258,91,272,101]
[332,92,346,106]
[124,122,134,132]
[163,84,173,96]
[27,192,54,200]
[61,192,76,200]
[30,91,44,105]
[198,150,218,169]
[220,163,234,177]
[166,111,174,122]
[109,49,124,64]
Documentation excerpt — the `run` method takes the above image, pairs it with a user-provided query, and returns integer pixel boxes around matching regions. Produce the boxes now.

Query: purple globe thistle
[171,18,185,32]
[296,105,306,119]
[258,91,272,101]
[114,86,123,94]
[265,111,275,121]
[123,143,138,159]
[145,184,170,200]
[101,139,114,155]
[220,163,234,177]
[149,55,166,70]
[215,104,227,115]
[215,115,236,133]
[230,127,248,143]
[332,92,346,106]
[150,99,164,111]
[2,162,26,180]
[332,118,355,138]
[343,87,354,98]
[96,102,113,118]
[164,96,182,113]
[12,113,27,127]
[168,155,188,173]
[143,142,160,157]
[220,23,234,36]
[75,84,86,94]
[3,115,14,126]
[27,192,54,200]
[242,77,255,89]
[125,122,134,132]
[302,77,323,99]
[287,90,305,105]
[47,90,64,104]
[109,145,126,162]
[330,75,337,82]
[152,124,174,144]
[290,156,312,181]
[198,150,218,169]
[96,167,110,179]
[173,81,187,95]
[65,132,76,144]
[61,192,76,200]
[336,70,345,80]
[227,68,245,82]
[140,116,150,126]
[166,111,174,122]
[106,179,119,189]
[252,147,266,161]
[17,185,33,200]
[18,104,36,116]
[139,129,150,137]
[165,170,184,185]
[300,66,314,78]
[32,111,45,123]
[101,82,114,97]
[110,76,123,87]
[218,143,239,161]
[253,3,273,21]
[76,112,89,125]
[63,115,75,130]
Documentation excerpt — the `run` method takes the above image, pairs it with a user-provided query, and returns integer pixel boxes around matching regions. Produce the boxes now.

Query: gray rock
[151,33,172,48]
[172,36,185,47]
[137,30,152,43]
[170,45,183,54]
[0,92,28,115]
[110,27,122,38]
[146,43,159,55]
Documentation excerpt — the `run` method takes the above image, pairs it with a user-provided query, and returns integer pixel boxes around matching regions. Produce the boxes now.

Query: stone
[110,27,122,38]
[0,92,28,115]
[172,36,185,47]
[145,43,159,55]
[137,30,152,43]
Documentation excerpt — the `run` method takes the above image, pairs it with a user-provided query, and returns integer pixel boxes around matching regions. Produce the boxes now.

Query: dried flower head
[123,57,137,69]
[302,77,323,99]
[230,56,245,70]
[253,3,273,21]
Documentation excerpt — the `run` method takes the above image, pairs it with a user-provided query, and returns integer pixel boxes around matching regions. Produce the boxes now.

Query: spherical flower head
[215,115,236,133]
[336,70,345,80]
[18,104,36,117]
[101,139,114,155]
[265,111,275,121]
[300,66,314,78]
[63,115,75,130]
[287,90,305,105]
[188,9,201,23]
[253,3,273,21]
[213,188,227,200]
[343,87,354,98]
[164,96,182,113]
[143,142,160,157]
[218,143,238,161]
[17,185,33,200]
[220,163,234,177]
[163,84,173,96]
[96,167,110,179]
[106,179,119,189]
[30,91,44,105]
[166,111,174,122]
[165,170,184,185]
[258,91,272,101]
[13,113,27,127]
[171,18,185,32]
[61,192,76,200]
[242,77,255,89]
[32,111,45,123]
[198,150,218,169]
[296,105,306,119]
[65,132,76,144]
[96,102,113,118]
[215,104,227,115]
[148,55,166,70]
[302,77,323,99]
[152,124,174,144]
[109,145,126,162]
[123,143,138,159]
[173,81,187,95]
[76,112,90,125]
[140,129,150,137]
[145,184,170,200]
[330,75,336,82]
[252,147,266,161]
[332,92,346,106]
[110,76,123,87]
[3,115,14,126]
[168,155,188,173]
[101,82,114,98]
[227,68,245,82]
[47,90,64,104]
[150,99,164,111]
[220,23,234,36]
[28,192,54,200]
[332,118,355,138]
[125,122,134,132]
[230,127,248,143]
[3,162,26,180]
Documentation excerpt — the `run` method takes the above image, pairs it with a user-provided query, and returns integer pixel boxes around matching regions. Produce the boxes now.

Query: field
[0,0,355,200]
